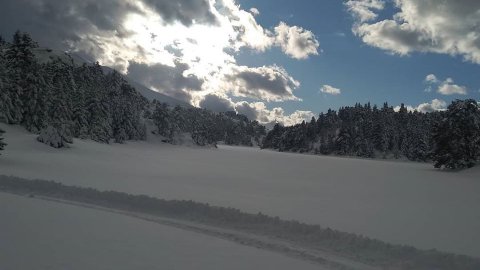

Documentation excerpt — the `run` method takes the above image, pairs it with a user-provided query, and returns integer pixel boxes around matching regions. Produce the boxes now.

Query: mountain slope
[33,47,191,107]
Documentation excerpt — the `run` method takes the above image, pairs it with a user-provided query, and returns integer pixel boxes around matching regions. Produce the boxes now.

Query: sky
[1,0,479,125]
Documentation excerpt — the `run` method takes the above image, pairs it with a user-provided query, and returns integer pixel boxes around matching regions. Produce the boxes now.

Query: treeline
[0,31,263,149]
[262,100,480,169]
[1,175,479,270]
[148,102,265,146]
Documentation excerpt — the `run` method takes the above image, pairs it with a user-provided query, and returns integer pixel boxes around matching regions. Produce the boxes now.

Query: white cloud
[424,74,438,84]
[346,0,480,63]
[196,96,314,126]
[320,84,341,95]
[249,7,260,16]
[394,99,447,113]
[416,99,447,112]
[220,0,274,52]
[424,74,468,95]
[235,101,314,126]
[345,0,385,23]
[437,83,467,95]
[274,22,320,60]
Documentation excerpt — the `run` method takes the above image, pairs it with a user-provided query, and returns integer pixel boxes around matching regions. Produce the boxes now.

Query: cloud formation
[320,84,341,95]
[197,95,314,126]
[394,99,447,113]
[346,0,480,63]
[223,65,301,101]
[199,94,235,112]
[127,60,204,102]
[249,8,260,16]
[274,22,320,60]
[424,74,468,95]
[142,0,218,26]
[415,99,447,112]
[0,0,319,109]
[235,101,314,126]
[345,0,385,23]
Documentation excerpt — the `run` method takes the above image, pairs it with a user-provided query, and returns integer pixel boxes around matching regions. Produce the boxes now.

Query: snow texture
[0,192,323,270]
[1,123,480,258]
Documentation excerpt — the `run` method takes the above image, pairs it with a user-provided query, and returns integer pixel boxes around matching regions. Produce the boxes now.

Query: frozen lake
[1,123,480,257]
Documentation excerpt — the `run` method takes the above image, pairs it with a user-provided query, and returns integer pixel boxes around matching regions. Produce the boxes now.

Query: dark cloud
[199,94,235,112]
[237,71,290,96]
[0,0,217,56]
[234,101,259,121]
[127,60,204,102]
[224,65,300,101]
[143,0,218,26]
[0,0,139,51]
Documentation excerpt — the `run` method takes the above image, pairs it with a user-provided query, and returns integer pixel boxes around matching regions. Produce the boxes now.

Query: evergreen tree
[153,101,171,137]
[21,67,48,132]
[0,128,6,153]
[71,83,89,138]
[432,100,480,169]
[0,48,13,123]
[85,62,111,143]
[9,32,40,127]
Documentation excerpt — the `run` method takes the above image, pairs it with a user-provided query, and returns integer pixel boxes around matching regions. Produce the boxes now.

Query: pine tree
[71,84,89,138]
[21,67,48,132]
[0,48,13,123]
[85,63,111,143]
[36,60,74,148]
[0,128,6,153]
[153,101,171,137]
[7,32,40,126]
[432,100,480,169]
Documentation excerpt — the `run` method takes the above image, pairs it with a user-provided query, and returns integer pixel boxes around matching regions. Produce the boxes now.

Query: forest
[0,31,479,169]
[262,100,480,169]
[0,31,265,149]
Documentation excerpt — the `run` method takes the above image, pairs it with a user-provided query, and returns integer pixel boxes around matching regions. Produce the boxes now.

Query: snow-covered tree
[153,101,170,137]
[432,99,480,169]
[0,128,6,153]
[71,83,89,138]
[37,124,71,148]
[0,31,265,149]
[0,47,12,123]
[85,63,111,143]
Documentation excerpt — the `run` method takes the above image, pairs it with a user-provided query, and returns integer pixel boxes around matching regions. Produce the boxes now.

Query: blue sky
[236,0,480,114]
[1,0,479,124]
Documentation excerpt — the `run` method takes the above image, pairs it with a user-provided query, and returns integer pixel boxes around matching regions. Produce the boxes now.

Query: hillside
[33,47,191,107]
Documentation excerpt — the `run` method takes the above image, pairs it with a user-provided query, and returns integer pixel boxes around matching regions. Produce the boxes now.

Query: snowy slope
[33,48,191,107]
[1,123,480,258]
[0,192,322,270]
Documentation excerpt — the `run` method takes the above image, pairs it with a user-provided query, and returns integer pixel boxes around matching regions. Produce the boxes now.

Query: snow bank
[0,192,322,270]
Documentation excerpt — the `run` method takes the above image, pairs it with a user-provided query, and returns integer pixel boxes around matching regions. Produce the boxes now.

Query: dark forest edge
[0,31,479,169]
[0,175,479,270]
[262,99,480,169]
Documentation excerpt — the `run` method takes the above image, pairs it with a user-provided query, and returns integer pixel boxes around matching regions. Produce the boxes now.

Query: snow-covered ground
[0,192,322,270]
[1,123,480,258]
